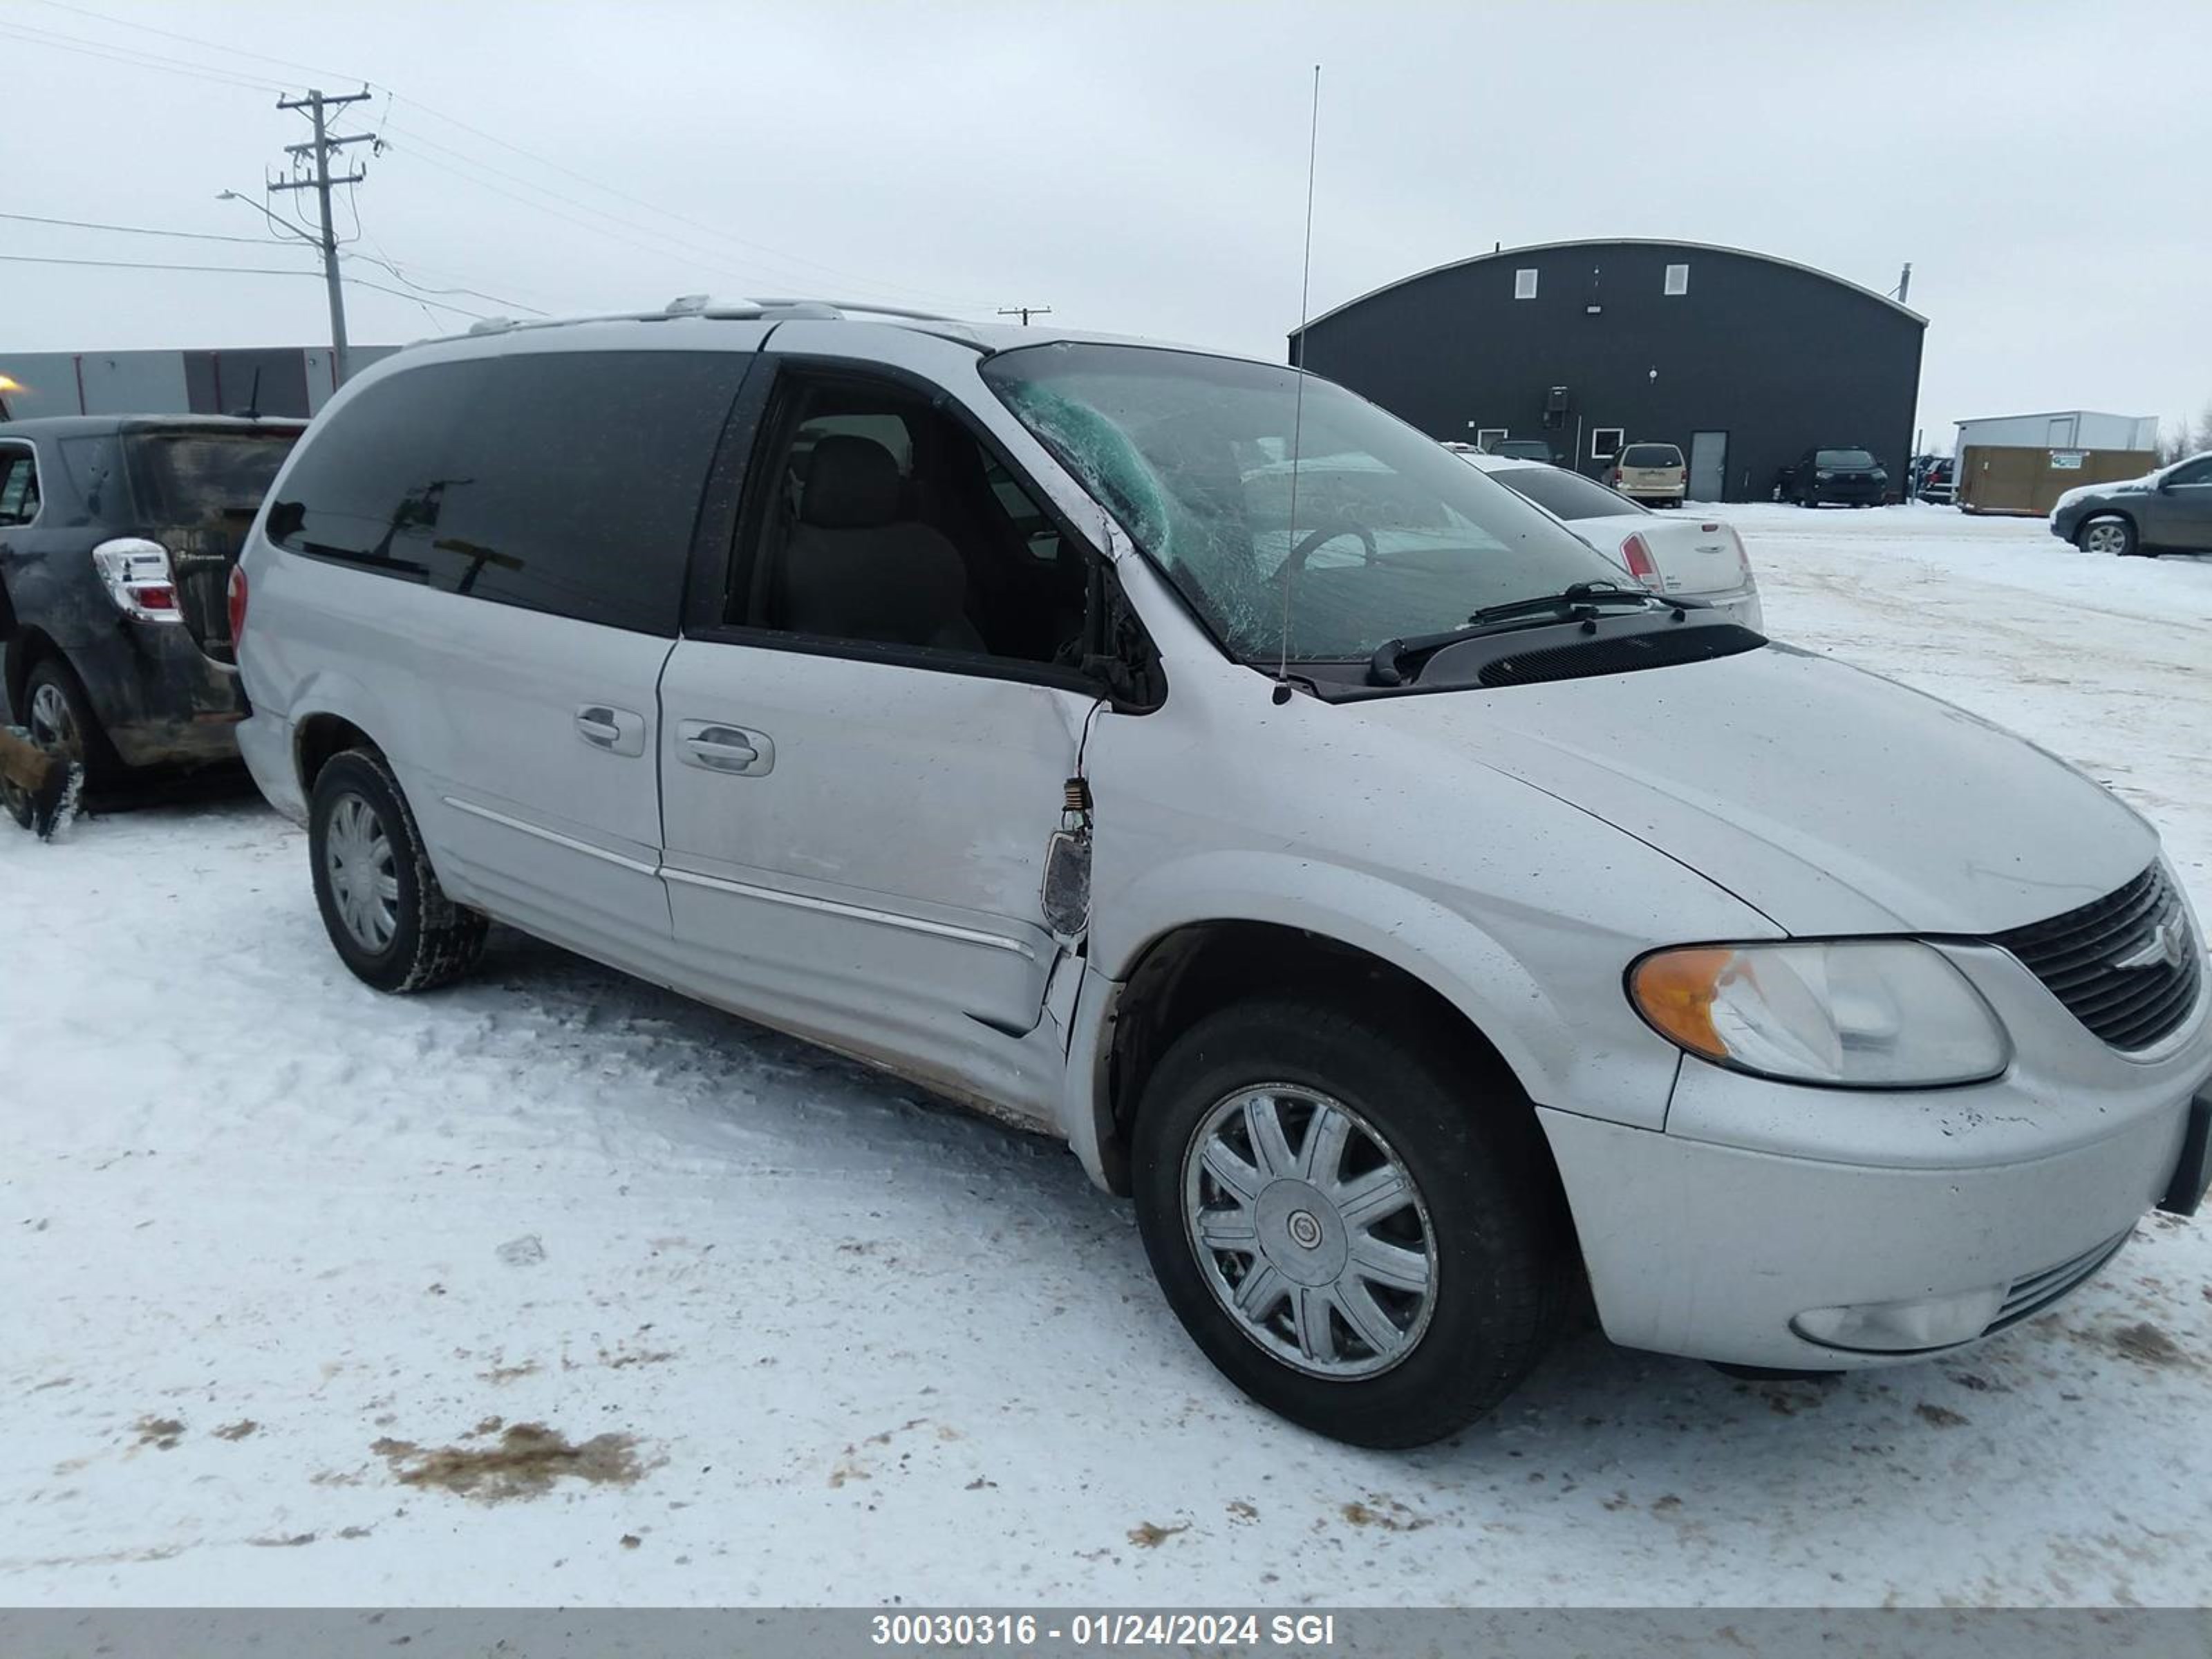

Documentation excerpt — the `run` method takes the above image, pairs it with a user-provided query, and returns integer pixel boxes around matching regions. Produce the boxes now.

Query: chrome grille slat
[1989,865,2202,1051]
[1989,1230,2129,1331]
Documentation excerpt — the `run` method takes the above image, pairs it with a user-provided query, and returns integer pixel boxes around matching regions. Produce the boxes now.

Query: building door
[1689,431,1727,502]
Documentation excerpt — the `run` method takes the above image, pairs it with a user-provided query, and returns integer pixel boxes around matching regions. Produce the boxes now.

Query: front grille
[1477,624,1765,688]
[1986,1229,2130,1333]
[1990,864,2202,1051]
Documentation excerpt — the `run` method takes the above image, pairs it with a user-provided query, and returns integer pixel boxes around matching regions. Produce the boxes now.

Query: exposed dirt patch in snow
[131,1418,184,1452]
[370,1424,644,1501]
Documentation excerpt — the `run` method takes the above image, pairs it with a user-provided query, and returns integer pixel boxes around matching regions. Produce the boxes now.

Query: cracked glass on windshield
[982,342,1623,662]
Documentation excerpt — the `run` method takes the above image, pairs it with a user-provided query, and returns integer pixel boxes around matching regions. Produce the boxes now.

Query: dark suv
[0,415,303,787]
[1779,446,1887,507]
[2049,453,2212,557]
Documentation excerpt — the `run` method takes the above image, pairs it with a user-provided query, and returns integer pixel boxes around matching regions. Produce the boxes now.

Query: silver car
[232,302,2212,1447]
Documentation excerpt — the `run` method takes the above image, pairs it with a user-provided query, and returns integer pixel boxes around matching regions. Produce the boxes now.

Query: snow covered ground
[4,505,2209,1609]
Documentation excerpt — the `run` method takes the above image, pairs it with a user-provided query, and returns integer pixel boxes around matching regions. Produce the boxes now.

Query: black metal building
[1288,239,1926,503]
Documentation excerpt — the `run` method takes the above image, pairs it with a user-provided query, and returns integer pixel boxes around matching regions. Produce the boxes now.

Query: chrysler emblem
[2115,918,2190,973]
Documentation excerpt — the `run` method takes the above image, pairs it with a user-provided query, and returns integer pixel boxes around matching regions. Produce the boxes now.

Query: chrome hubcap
[325,791,400,952]
[1183,1085,1438,1380]
[28,682,82,760]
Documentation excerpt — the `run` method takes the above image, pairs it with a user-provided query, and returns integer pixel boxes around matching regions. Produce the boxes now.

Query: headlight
[1815,469,1835,480]
[1872,469,1888,483]
[1629,941,2010,1087]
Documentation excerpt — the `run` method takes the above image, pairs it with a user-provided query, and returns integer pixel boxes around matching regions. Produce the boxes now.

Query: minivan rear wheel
[1131,995,1571,1447]
[309,748,487,993]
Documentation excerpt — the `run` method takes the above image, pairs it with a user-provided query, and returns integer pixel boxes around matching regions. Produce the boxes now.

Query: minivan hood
[1351,642,2154,936]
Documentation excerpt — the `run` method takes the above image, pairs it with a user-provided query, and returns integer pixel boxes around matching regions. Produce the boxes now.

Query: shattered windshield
[980,343,1622,662]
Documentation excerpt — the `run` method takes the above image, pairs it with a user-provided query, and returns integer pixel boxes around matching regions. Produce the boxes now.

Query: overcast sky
[3,0,2206,446]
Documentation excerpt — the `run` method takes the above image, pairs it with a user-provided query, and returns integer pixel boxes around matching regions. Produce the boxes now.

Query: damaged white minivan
[233,303,2212,1447]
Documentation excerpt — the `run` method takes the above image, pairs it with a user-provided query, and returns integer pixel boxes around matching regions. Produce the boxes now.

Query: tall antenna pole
[272,88,372,387]
[1273,63,1322,706]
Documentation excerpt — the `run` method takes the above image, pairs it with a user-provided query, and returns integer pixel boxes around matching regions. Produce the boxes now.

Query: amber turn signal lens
[1629,948,1738,1061]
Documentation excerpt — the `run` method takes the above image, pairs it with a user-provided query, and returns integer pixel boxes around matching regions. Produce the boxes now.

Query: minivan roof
[409,294,1217,364]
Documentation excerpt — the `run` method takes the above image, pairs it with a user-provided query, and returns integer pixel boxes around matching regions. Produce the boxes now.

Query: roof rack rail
[665,294,957,324]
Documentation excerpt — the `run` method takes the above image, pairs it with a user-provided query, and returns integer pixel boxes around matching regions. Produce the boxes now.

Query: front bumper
[1539,937,2212,1369]
[1541,1087,2200,1367]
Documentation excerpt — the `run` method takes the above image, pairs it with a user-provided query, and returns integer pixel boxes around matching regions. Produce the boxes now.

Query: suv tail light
[227,562,250,649]
[1612,469,1624,485]
[1620,532,1663,589]
[90,538,182,624]
[1725,525,1751,582]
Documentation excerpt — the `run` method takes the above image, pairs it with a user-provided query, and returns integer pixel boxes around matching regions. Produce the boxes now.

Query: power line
[376,120,974,312]
[0,20,285,93]
[26,0,365,86]
[0,252,487,321]
[0,210,275,246]
[0,252,318,276]
[386,97,995,312]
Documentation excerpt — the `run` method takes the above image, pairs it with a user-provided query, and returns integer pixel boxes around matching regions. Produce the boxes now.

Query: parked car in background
[2049,452,2212,558]
[1485,438,1560,464]
[1911,454,1955,505]
[234,303,2210,1449]
[0,415,303,790]
[1459,451,1762,630]
[1611,441,1686,507]
[1780,446,1888,507]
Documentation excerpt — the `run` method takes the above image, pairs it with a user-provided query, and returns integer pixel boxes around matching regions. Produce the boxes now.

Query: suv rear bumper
[76,624,245,769]
[1537,1076,2207,1369]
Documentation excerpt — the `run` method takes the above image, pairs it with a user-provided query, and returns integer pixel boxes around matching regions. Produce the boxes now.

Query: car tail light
[1620,531,1663,589]
[227,562,250,648]
[1612,469,1623,486]
[90,538,183,624]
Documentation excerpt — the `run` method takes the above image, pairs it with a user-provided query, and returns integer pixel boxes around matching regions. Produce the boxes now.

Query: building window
[1474,427,1508,450]
[1513,268,1538,300]
[1663,263,1689,296]
[1591,427,1624,461]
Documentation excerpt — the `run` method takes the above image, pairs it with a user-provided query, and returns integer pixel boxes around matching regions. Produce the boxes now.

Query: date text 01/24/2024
[870,1613,1340,1649]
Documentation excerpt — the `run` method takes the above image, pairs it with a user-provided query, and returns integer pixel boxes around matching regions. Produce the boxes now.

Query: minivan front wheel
[1132,996,1571,1447]
[309,749,487,993]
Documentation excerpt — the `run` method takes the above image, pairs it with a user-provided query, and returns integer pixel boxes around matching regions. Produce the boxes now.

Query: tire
[2076,515,2137,558]
[22,657,120,788]
[1131,994,1573,1448]
[308,747,487,993]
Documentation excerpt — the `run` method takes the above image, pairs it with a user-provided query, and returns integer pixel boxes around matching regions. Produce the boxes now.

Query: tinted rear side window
[1620,444,1681,467]
[1491,465,1644,522]
[272,350,749,635]
[127,430,299,523]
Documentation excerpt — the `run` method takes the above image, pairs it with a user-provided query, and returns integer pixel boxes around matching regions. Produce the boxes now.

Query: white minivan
[232,302,2211,1447]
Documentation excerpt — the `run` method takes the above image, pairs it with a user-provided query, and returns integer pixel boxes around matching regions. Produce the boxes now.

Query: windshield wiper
[1367,582,1663,686]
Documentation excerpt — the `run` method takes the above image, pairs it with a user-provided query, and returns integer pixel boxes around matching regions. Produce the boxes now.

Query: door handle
[678,720,774,776]
[575,704,647,758]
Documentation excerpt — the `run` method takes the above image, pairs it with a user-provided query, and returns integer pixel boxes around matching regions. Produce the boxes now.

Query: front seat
[774,435,985,652]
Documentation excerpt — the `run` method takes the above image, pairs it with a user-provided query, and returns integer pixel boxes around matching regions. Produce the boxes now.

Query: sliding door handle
[678,720,775,776]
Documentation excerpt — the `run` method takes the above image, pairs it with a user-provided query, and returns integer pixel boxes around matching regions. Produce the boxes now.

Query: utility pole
[996,305,1053,327]
[272,88,373,386]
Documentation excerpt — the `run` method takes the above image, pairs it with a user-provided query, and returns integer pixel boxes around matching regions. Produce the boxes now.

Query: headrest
[800,435,902,528]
